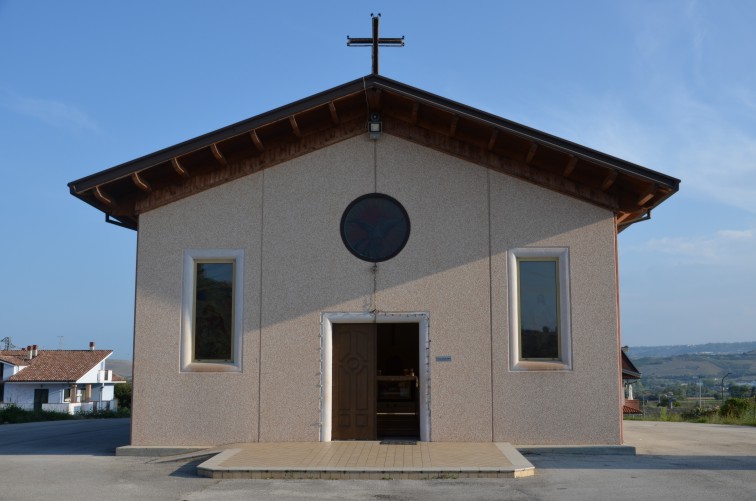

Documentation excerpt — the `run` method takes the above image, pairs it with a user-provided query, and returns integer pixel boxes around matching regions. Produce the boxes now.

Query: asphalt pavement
[0,418,753,500]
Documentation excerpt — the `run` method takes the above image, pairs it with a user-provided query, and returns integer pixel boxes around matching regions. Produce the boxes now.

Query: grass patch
[626,398,756,427]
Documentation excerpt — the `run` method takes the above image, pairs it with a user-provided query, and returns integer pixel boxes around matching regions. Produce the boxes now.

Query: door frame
[320,312,430,442]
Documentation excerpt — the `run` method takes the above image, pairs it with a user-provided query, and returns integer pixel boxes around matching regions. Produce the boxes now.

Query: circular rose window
[340,193,410,262]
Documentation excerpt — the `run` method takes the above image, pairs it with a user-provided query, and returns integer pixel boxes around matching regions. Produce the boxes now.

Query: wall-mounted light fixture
[368,112,382,140]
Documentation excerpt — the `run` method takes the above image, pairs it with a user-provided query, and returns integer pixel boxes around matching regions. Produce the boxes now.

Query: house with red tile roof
[0,342,125,414]
[621,348,642,415]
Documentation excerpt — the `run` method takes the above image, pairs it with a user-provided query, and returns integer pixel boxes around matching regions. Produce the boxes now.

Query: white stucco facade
[131,134,622,446]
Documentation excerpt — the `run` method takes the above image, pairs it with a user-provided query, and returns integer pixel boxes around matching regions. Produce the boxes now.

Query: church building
[69,73,678,447]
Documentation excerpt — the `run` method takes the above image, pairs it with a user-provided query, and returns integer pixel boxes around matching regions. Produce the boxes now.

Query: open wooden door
[332,323,376,440]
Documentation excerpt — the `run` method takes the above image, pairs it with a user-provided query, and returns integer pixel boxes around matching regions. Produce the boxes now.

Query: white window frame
[508,247,572,371]
[181,249,244,372]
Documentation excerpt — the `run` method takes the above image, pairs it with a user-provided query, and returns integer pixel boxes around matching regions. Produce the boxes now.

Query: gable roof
[0,354,28,366]
[622,350,641,380]
[1,350,112,383]
[69,74,679,231]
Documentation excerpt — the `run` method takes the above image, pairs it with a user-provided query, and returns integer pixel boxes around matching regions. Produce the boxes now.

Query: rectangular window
[182,249,244,372]
[518,259,560,359]
[509,248,571,370]
[193,261,234,361]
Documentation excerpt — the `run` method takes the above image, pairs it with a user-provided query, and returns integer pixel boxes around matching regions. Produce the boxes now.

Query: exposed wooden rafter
[526,143,539,164]
[131,171,152,192]
[171,158,189,178]
[616,211,636,225]
[328,102,340,125]
[134,116,366,215]
[385,116,619,211]
[289,115,302,139]
[601,170,618,191]
[210,143,227,166]
[249,130,264,152]
[449,115,459,137]
[563,156,577,177]
[637,186,657,206]
[410,102,420,124]
[69,76,679,233]
[487,129,499,151]
[367,87,382,110]
[93,186,115,207]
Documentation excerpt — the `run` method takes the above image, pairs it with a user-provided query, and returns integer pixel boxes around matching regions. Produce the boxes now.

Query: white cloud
[717,229,753,240]
[642,235,716,261]
[636,227,756,266]
[0,89,100,133]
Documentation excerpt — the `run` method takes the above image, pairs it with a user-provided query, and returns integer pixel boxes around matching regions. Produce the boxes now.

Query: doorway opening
[376,323,419,439]
[34,388,48,412]
[321,312,429,442]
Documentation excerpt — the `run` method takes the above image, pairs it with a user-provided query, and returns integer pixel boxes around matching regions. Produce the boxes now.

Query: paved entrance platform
[192,441,535,479]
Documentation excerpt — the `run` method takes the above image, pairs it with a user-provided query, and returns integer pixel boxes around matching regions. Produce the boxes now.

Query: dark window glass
[194,262,234,361]
[518,259,560,359]
[340,193,410,262]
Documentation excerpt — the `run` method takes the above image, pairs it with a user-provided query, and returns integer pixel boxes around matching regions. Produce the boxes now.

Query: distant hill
[105,359,132,380]
[628,342,756,359]
[633,352,756,381]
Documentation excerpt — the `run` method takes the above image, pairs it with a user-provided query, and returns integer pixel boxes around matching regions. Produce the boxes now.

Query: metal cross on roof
[347,13,405,75]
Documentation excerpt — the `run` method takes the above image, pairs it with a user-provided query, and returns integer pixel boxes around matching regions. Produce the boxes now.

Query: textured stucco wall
[489,170,621,444]
[132,133,620,446]
[132,173,263,446]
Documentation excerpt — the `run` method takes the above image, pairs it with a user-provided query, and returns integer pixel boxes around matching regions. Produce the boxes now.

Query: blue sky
[1,1,754,359]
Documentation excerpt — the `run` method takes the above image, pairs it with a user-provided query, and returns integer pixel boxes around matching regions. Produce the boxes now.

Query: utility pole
[721,372,732,402]
[698,376,702,408]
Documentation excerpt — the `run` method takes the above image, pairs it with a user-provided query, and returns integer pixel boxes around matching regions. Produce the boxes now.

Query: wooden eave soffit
[383,115,620,211]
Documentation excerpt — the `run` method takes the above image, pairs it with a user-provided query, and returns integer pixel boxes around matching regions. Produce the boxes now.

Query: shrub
[719,398,749,419]
[681,406,718,420]
[0,404,73,424]
[76,407,131,419]
[114,381,132,410]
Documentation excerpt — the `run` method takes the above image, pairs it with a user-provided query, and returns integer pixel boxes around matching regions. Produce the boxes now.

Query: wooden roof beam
[93,186,115,207]
[249,130,264,152]
[601,170,618,191]
[289,115,302,139]
[367,87,382,110]
[487,129,499,151]
[637,186,657,206]
[410,102,420,124]
[526,143,539,164]
[616,211,637,225]
[171,158,189,178]
[328,102,340,125]
[210,143,227,166]
[563,156,577,177]
[131,171,152,192]
[449,115,459,137]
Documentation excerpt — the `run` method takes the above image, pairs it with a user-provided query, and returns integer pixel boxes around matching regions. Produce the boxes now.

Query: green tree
[719,398,748,418]
[114,381,132,410]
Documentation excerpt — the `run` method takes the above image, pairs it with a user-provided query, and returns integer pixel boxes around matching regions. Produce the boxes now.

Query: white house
[69,75,679,446]
[0,343,123,414]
